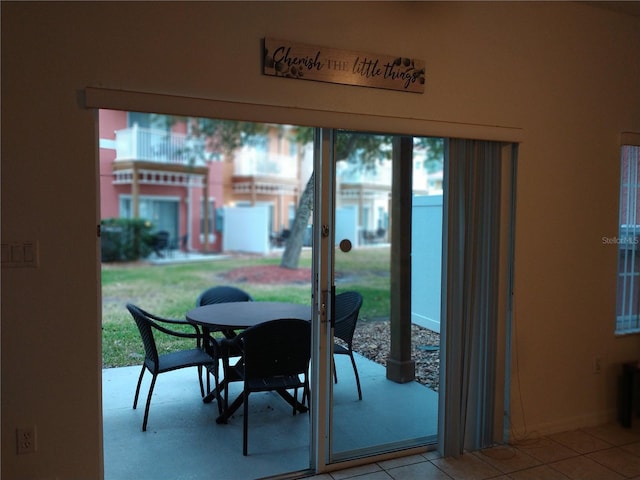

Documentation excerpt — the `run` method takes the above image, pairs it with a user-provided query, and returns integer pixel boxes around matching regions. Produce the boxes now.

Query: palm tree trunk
[280,172,315,269]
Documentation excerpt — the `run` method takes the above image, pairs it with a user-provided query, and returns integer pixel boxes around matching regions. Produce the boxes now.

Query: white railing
[114,125,208,166]
[233,146,298,178]
[337,161,393,186]
[337,159,441,193]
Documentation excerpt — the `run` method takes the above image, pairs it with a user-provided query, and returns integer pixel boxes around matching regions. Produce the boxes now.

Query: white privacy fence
[222,205,359,254]
[222,206,270,255]
[411,195,443,333]
[221,196,443,335]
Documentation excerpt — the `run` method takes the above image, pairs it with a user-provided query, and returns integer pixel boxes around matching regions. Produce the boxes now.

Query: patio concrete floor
[102,353,438,480]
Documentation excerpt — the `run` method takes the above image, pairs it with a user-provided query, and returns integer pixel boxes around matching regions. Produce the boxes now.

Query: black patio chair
[152,231,170,258]
[196,286,254,408]
[333,291,364,400]
[223,318,311,455]
[196,285,254,307]
[169,234,188,252]
[126,303,217,431]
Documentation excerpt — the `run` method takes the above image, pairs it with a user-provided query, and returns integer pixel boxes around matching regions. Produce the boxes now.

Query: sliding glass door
[313,130,443,465]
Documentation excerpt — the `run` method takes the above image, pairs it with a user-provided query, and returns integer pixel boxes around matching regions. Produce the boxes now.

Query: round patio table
[186,301,312,330]
[186,301,313,422]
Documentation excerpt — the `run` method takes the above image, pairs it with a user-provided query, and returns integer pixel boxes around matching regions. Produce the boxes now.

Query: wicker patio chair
[126,303,217,431]
[152,230,170,258]
[333,291,364,400]
[222,318,311,455]
[196,285,254,409]
[196,285,253,307]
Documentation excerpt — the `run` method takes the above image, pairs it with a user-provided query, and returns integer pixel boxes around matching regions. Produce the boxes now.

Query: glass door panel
[328,132,441,462]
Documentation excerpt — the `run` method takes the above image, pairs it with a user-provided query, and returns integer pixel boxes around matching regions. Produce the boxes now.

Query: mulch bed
[224,265,440,391]
[223,265,312,284]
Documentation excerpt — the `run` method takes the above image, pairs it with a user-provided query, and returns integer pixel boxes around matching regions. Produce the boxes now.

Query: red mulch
[223,265,312,284]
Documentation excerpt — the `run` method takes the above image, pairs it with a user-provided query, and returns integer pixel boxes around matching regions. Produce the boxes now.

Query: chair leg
[243,391,249,456]
[292,388,297,416]
[332,355,338,384]
[206,358,218,396]
[224,379,229,413]
[210,364,223,416]
[142,374,158,432]
[133,366,146,409]
[304,379,311,416]
[222,357,230,412]
[197,366,205,397]
[349,352,362,400]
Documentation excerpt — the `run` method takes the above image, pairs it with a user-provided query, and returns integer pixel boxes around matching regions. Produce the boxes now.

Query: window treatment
[616,139,640,335]
[439,139,516,456]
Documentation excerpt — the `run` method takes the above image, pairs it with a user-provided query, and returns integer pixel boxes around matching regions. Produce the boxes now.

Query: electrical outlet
[593,356,603,374]
[16,426,36,454]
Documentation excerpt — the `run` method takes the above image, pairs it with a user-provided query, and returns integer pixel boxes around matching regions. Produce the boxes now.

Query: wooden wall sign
[263,38,425,94]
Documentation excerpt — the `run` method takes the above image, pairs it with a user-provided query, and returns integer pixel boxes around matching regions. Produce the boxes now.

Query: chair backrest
[196,285,253,306]
[334,291,363,345]
[154,231,170,248]
[126,303,159,368]
[240,319,310,380]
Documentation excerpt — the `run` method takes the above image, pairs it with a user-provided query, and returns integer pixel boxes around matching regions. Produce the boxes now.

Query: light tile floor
[306,422,640,480]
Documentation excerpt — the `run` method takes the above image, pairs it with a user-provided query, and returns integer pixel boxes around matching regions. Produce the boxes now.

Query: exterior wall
[99,110,126,219]
[206,161,225,252]
[2,2,640,479]
[103,119,304,252]
[99,111,226,252]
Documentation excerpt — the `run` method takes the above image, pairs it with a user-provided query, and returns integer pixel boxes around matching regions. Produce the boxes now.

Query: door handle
[339,239,352,252]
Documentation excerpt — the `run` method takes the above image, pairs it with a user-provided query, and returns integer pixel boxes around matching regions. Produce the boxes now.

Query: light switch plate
[1,241,39,268]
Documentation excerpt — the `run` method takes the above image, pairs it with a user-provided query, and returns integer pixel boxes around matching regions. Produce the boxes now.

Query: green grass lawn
[102,247,390,367]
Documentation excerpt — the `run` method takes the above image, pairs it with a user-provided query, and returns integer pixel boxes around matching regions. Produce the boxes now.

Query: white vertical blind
[439,139,516,455]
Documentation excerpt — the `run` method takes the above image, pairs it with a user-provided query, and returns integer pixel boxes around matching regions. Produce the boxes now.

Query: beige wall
[2,1,639,478]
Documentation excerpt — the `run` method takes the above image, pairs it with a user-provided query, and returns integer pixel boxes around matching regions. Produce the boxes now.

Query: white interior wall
[2,2,640,479]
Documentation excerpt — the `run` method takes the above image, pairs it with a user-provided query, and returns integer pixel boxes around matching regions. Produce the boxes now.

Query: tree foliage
[280,129,443,269]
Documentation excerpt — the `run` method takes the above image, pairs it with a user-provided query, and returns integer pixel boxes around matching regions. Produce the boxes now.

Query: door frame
[86,86,522,475]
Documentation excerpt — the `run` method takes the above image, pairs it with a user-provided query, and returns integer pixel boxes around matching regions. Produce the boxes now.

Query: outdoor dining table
[186,301,312,423]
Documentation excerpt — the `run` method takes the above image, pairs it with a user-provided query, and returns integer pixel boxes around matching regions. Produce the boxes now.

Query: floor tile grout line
[336,428,640,480]
[376,457,455,480]
[324,434,640,480]
[581,445,640,477]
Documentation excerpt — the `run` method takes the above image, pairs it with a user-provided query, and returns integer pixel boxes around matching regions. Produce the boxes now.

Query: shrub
[101,218,154,262]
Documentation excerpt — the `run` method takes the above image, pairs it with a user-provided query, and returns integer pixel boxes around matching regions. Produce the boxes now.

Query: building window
[119,195,179,239]
[616,142,640,334]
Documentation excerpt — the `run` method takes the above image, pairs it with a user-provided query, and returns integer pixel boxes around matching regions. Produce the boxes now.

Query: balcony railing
[337,159,440,193]
[115,126,298,178]
[114,125,208,166]
[233,146,298,179]
[337,161,393,186]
